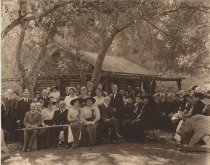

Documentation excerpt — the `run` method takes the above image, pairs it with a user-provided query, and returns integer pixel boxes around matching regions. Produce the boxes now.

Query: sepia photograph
[1,0,210,164]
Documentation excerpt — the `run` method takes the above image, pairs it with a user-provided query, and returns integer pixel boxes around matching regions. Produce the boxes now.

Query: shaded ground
[2,132,210,165]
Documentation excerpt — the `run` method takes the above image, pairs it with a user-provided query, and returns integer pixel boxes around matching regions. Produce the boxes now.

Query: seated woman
[67,97,83,148]
[80,97,100,146]
[39,101,55,149]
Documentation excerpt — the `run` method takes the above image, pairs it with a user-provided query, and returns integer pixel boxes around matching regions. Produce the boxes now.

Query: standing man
[87,81,95,97]
[3,89,13,140]
[9,91,19,141]
[16,89,33,129]
[38,89,50,108]
[22,103,42,152]
[109,84,123,135]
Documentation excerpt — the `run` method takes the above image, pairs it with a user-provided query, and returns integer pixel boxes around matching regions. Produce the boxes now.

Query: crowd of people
[1,81,210,152]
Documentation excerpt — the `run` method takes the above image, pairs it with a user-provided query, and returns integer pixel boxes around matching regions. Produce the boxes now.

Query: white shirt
[64,95,78,110]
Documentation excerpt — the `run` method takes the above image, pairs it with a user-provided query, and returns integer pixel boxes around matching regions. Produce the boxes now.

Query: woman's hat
[69,86,76,93]
[193,92,204,99]
[83,97,96,104]
[51,85,59,91]
[70,97,83,106]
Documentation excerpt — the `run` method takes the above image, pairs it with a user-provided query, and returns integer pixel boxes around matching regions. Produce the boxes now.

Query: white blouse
[41,108,55,120]
[64,95,78,110]
[94,96,105,107]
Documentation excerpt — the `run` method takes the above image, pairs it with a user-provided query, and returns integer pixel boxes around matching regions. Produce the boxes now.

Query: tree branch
[144,19,188,48]
[2,0,73,39]
[29,24,56,78]
[15,24,27,80]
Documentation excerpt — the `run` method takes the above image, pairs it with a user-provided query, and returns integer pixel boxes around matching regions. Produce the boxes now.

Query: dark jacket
[38,96,50,107]
[110,93,123,110]
[98,104,115,123]
[1,102,6,129]
[191,100,205,116]
[15,98,33,126]
[2,97,13,117]
[52,109,69,125]
[137,101,157,122]
[123,103,136,120]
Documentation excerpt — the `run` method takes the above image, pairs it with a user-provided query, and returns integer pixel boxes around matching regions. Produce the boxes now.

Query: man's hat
[83,97,96,104]
[70,97,83,106]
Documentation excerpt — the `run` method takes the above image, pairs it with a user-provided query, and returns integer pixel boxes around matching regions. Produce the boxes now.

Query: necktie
[91,109,95,121]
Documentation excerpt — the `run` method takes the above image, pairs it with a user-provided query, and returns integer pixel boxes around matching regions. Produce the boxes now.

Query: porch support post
[176,80,182,90]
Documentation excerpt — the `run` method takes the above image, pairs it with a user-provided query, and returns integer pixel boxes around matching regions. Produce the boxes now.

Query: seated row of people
[22,92,158,151]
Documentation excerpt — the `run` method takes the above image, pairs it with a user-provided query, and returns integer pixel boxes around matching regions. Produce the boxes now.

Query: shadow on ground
[2,133,210,165]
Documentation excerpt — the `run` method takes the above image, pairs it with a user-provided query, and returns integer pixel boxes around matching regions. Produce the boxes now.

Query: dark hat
[83,97,96,104]
[70,97,83,106]
[51,85,59,91]
[193,92,204,99]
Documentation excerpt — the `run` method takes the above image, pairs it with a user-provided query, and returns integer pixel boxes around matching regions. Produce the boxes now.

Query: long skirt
[38,128,54,149]
[80,124,100,146]
[68,122,82,144]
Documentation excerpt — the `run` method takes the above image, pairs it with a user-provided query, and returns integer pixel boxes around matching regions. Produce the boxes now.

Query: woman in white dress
[80,97,100,146]
[49,86,60,103]
[39,101,55,148]
[94,88,104,107]
[67,97,83,148]
[64,87,77,110]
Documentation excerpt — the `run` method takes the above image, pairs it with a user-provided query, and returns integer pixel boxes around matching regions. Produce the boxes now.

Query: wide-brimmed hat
[83,97,96,104]
[193,92,204,99]
[70,97,83,106]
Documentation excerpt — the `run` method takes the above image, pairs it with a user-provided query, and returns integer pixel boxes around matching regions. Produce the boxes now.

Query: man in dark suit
[52,101,69,148]
[126,94,157,142]
[191,93,205,117]
[22,103,42,152]
[87,81,96,97]
[16,89,33,129]
[3,89,13,140]
[38,89,50,108]
[109,84,123,134]
[98,96,120,143]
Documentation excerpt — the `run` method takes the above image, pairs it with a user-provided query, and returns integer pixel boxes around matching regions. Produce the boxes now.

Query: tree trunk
[91,35,115,87]
[91,21,136,88]
[22,77,36,99]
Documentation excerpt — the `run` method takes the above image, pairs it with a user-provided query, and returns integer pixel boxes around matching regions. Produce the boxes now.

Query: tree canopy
[1,0,210,93]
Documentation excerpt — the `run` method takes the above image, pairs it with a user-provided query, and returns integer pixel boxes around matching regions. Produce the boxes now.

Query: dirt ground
[2,132,210,165]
